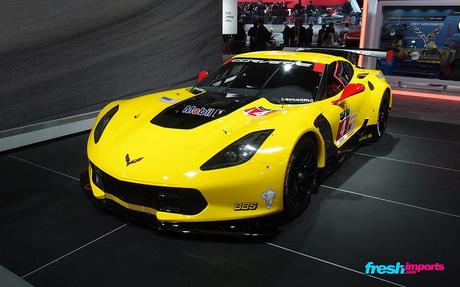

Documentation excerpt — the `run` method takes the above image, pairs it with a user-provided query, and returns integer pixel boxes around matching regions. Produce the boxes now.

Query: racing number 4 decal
[337,108,350,139]
[336,107,356,145]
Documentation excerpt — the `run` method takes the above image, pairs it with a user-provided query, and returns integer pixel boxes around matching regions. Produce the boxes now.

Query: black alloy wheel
[283,136,318,219]
[369,91,390,142]
[377,92,390,137]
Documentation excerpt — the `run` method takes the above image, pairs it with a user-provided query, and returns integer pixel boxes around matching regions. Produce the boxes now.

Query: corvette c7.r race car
[85,48,392,235]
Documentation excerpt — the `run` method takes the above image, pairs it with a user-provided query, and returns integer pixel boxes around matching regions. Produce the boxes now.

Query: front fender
[366,74,392,126]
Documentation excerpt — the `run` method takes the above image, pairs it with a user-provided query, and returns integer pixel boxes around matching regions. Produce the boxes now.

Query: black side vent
[368,81,375,91]
[357,73,369,79]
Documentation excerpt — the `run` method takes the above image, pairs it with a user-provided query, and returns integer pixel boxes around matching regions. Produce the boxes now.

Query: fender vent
[368,81,375,90]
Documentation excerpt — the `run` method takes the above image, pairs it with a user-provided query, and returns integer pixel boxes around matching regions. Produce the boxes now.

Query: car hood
[100,88,291,150]
[88,87,315,182]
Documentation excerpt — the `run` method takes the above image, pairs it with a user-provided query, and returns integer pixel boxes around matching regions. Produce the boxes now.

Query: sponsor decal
[182,105,225,117]
[261,187,277,209]
[376,72,385,79]
[233,202,258,211]
[243,106,275,117]
[232,58,312,67]
[125,154,143,166]
[364,262,445,275]
[160,96,178,104]
[336,107,356,145]
[280,98,314,103]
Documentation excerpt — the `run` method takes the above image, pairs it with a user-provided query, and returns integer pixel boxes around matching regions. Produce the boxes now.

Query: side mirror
[332,83,365,105]
[197,70,209,83]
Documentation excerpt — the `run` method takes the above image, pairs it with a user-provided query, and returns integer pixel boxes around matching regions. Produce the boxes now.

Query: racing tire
[283,136,318,219]
[370,91,390,142]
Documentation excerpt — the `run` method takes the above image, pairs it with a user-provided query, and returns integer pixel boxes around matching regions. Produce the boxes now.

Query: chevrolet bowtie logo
[125,154,143,166]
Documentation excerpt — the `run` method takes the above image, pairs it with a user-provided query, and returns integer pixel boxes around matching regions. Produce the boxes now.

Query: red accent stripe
[223,57,233,65]
[313,63,325,73]
[334,63,347,87]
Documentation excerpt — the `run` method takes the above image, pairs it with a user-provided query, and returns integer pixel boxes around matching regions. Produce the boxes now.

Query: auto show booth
[1,1,459,287]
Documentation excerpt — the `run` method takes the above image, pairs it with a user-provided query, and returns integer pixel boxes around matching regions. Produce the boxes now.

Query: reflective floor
[1,115,459,287]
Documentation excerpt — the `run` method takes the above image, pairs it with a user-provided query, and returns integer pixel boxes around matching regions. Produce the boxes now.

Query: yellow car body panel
[87,50,392,224]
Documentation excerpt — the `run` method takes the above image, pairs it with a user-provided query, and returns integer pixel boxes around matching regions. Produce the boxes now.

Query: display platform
[1,115,459,287]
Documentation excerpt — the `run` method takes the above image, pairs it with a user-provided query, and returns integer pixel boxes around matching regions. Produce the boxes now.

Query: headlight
[200,129,274,171]
[94,105,119,143]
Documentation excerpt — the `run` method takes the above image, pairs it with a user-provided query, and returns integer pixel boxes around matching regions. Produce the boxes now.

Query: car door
[318,61,367,147]
[337,61,368,137]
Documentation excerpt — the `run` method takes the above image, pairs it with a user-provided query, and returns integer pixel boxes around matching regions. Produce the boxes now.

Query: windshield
[195,59,322,104]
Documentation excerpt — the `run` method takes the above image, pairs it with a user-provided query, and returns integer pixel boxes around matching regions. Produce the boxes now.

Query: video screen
[378,6,460,81]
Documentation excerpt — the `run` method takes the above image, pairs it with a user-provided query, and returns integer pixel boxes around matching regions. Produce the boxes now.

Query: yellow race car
[85,48,392,235]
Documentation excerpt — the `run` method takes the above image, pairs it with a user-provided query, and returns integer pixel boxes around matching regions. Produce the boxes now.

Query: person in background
[247,21,257,51]
[305,23,313,47]
[323,22,339,47]
[272,2,279,24]
[253,18,271,51]
[282,2,289,23]
[255,1,265,20]
[317,24,327,47]
[306,1,315,15]
[266,4,272,23]
[290,18,306,47]
[233,19,247,53]
[339,22,350,46]
[292,2,302,18]
[282,22,291,46]
[268,28,276,49]
[342,0,353,16]
[305,0,315,24]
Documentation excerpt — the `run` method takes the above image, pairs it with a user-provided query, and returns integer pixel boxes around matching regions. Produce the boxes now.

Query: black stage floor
[1,116,459,287]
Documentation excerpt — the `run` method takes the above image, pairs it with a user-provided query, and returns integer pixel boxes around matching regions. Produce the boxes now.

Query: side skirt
[316,119,370,184]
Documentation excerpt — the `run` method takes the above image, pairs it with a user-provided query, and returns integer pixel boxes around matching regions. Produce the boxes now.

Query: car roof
[234,51,340,65]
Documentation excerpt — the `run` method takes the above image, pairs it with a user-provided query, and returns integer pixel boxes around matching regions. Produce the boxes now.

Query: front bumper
[90,162,208,216]
[81,171,280,237]
[86,154,285,223]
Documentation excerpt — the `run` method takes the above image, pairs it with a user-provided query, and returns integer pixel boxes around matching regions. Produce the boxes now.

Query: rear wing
[283,47,393,65]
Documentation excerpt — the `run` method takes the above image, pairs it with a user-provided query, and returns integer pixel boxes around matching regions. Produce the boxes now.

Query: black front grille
[91,163,207,215]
